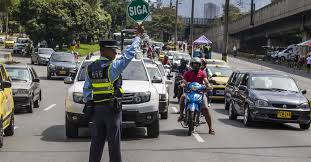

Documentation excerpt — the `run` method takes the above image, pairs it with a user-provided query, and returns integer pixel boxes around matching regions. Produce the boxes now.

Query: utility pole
[190,0,194,46]
[222,0,229,62]
[250,0,255,26]
[174,0,179,50]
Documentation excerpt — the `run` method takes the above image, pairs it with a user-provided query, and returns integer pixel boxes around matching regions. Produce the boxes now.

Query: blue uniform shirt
[83,37,141,102]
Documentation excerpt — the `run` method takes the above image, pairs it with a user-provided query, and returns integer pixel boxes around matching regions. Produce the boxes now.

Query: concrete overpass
[205,0,311,53]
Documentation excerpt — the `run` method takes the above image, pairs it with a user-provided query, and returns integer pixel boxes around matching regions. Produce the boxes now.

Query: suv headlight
[73,92,83,104]
[255,100,269,107]
[159,94,167,101]
[49,64,56,70]
[298,102,310,109]
[133,91,151,104]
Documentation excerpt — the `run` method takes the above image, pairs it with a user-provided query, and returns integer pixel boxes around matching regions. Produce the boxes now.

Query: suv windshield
[7,68,31,81]
[250,75,299,92]
[78,61,148,81]
[51,53,75,62]
[17,39,29,44]
[39,48,54,55]
[207,66,233,77]
[147,67,162,80]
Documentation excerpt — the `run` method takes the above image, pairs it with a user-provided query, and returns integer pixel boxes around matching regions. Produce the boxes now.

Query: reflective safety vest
[87,59,123,103]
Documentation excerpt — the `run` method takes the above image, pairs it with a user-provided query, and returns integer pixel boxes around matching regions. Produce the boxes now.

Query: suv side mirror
[238,85,247,91]
[2,81,11,89]
[33,78,40,82]
[64,77,74,84]
[301,90,307,95]
[152,76,162,83]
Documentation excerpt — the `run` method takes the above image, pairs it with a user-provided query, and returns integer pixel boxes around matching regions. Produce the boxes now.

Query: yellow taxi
[206,64,233,100]
[0,63,14,148]
[4,37,17,49]
[159,51,166,61]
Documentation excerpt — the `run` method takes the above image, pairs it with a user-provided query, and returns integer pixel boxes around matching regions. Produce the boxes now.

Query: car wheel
[228,102,237,120]
[225,99,230,110]
[47,73,51,80]
[0,119,4,148]
[147,118,159,138]
[27,100,33,113]
[299,123,310,130]
[243,105,252,126]
[34,99,39,108]
[65,115,78,138]
[160,112,168,119]
[4,114,14,136]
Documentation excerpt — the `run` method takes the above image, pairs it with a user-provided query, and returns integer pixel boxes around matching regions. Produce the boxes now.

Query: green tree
[0,0,18,37]
[223,4,246,22]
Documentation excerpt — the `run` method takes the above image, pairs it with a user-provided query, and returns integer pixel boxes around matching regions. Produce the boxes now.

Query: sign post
[127,0,150,24]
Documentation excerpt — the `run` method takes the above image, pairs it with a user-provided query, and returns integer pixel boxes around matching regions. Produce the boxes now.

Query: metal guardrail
[182,18,213,25]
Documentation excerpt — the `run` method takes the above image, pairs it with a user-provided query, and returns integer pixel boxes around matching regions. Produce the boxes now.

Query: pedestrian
[307,55,311,73]
[83,25,144,162]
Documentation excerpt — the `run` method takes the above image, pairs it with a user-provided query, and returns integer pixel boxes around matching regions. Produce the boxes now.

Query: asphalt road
[0,51,311,162]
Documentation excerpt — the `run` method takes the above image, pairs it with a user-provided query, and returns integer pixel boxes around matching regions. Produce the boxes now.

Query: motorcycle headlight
[159,94,167,101]
[73,92,83,104]
[133,91,151,104]
[255,100,269,107]
[191,85,198,91]
[298,102,310,109]
[16,89,30,95]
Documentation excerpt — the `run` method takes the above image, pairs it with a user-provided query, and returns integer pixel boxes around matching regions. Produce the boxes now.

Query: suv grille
[122,93,135,104]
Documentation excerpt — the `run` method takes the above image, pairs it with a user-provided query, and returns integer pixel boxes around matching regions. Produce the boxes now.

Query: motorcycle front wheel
[187,111,194,136]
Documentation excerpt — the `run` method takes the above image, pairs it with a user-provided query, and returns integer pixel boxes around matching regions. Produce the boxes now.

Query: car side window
[30,67,38,79]
[241,74,249,86]
[29,68,35,80]
[235,73,245,86]
[228,72,237,85]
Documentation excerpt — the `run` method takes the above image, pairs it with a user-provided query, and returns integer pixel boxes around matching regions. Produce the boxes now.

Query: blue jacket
[83,37,141,102]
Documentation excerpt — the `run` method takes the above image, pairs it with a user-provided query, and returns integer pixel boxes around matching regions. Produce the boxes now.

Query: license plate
[277,111,292,119]
[216,90,224,95]
[59,70,66,75]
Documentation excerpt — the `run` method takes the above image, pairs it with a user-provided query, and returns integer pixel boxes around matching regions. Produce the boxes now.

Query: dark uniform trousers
[89,104,122,162]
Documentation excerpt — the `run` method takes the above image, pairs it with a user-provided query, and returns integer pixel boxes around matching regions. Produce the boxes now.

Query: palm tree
[0,0,16,38]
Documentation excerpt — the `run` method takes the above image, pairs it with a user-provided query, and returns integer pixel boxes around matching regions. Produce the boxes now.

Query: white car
[145,62,171,119]
[64,54,160,138]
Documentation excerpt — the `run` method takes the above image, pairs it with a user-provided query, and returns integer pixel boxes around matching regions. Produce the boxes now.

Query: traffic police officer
[83,25,144,162]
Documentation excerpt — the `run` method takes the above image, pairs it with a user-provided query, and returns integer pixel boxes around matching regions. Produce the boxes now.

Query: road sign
[127,0,150,23]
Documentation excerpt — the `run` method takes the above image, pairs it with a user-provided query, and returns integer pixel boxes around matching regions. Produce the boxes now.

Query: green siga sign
[127,0,150,23]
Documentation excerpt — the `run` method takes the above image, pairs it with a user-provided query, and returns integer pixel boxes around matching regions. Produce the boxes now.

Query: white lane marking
[14,126,18,130]
[192,132,205,143]
[44,104,56,111]
[171,106,178,113]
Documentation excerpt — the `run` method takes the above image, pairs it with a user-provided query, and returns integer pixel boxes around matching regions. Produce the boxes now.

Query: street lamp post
[190,0,194,46]
[174,0,179,50]
[222,0,230,62]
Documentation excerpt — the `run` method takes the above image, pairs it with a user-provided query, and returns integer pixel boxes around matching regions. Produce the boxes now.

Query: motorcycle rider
[177,58,215,135]
[173,58,188,98]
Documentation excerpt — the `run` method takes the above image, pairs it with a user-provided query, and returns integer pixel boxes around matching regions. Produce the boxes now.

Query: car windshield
[174,54,190,60]
[7,68,31,81]
[147,67,162,80]
[78,61,148,81]
[51,53,75,62]
[156,64,165,76]
[8,38,16,41]
[207,66,233,77]
[17,39,28,43]
[39,48,54,55]
[250,75,299,92]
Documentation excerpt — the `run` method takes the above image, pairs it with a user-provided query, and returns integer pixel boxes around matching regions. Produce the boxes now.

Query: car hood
[123,80,151,93]
[39,54,51,58]
[11,81,31,90]
[51,62,77,68]
[152,83,166,94]
[211,77,229,85]
[251,90,308,105]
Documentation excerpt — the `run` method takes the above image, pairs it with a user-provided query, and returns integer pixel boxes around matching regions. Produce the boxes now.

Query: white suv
[64,55,160,138]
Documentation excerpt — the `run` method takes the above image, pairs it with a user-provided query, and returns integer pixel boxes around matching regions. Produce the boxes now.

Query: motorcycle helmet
[190,57,202,72]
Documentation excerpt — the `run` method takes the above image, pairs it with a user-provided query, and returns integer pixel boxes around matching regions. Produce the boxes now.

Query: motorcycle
[180,82,205,136]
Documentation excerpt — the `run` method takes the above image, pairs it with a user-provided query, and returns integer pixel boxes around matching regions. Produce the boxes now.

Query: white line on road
[192,132,205,143]
[44,104,56,111]
[14,126,18,130]
[171,106,178,113]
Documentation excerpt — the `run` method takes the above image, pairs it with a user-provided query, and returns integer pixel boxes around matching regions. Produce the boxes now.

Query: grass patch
[55,44,100,56]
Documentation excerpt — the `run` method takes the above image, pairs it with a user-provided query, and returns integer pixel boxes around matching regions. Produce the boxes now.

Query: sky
[153,0,272,18]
